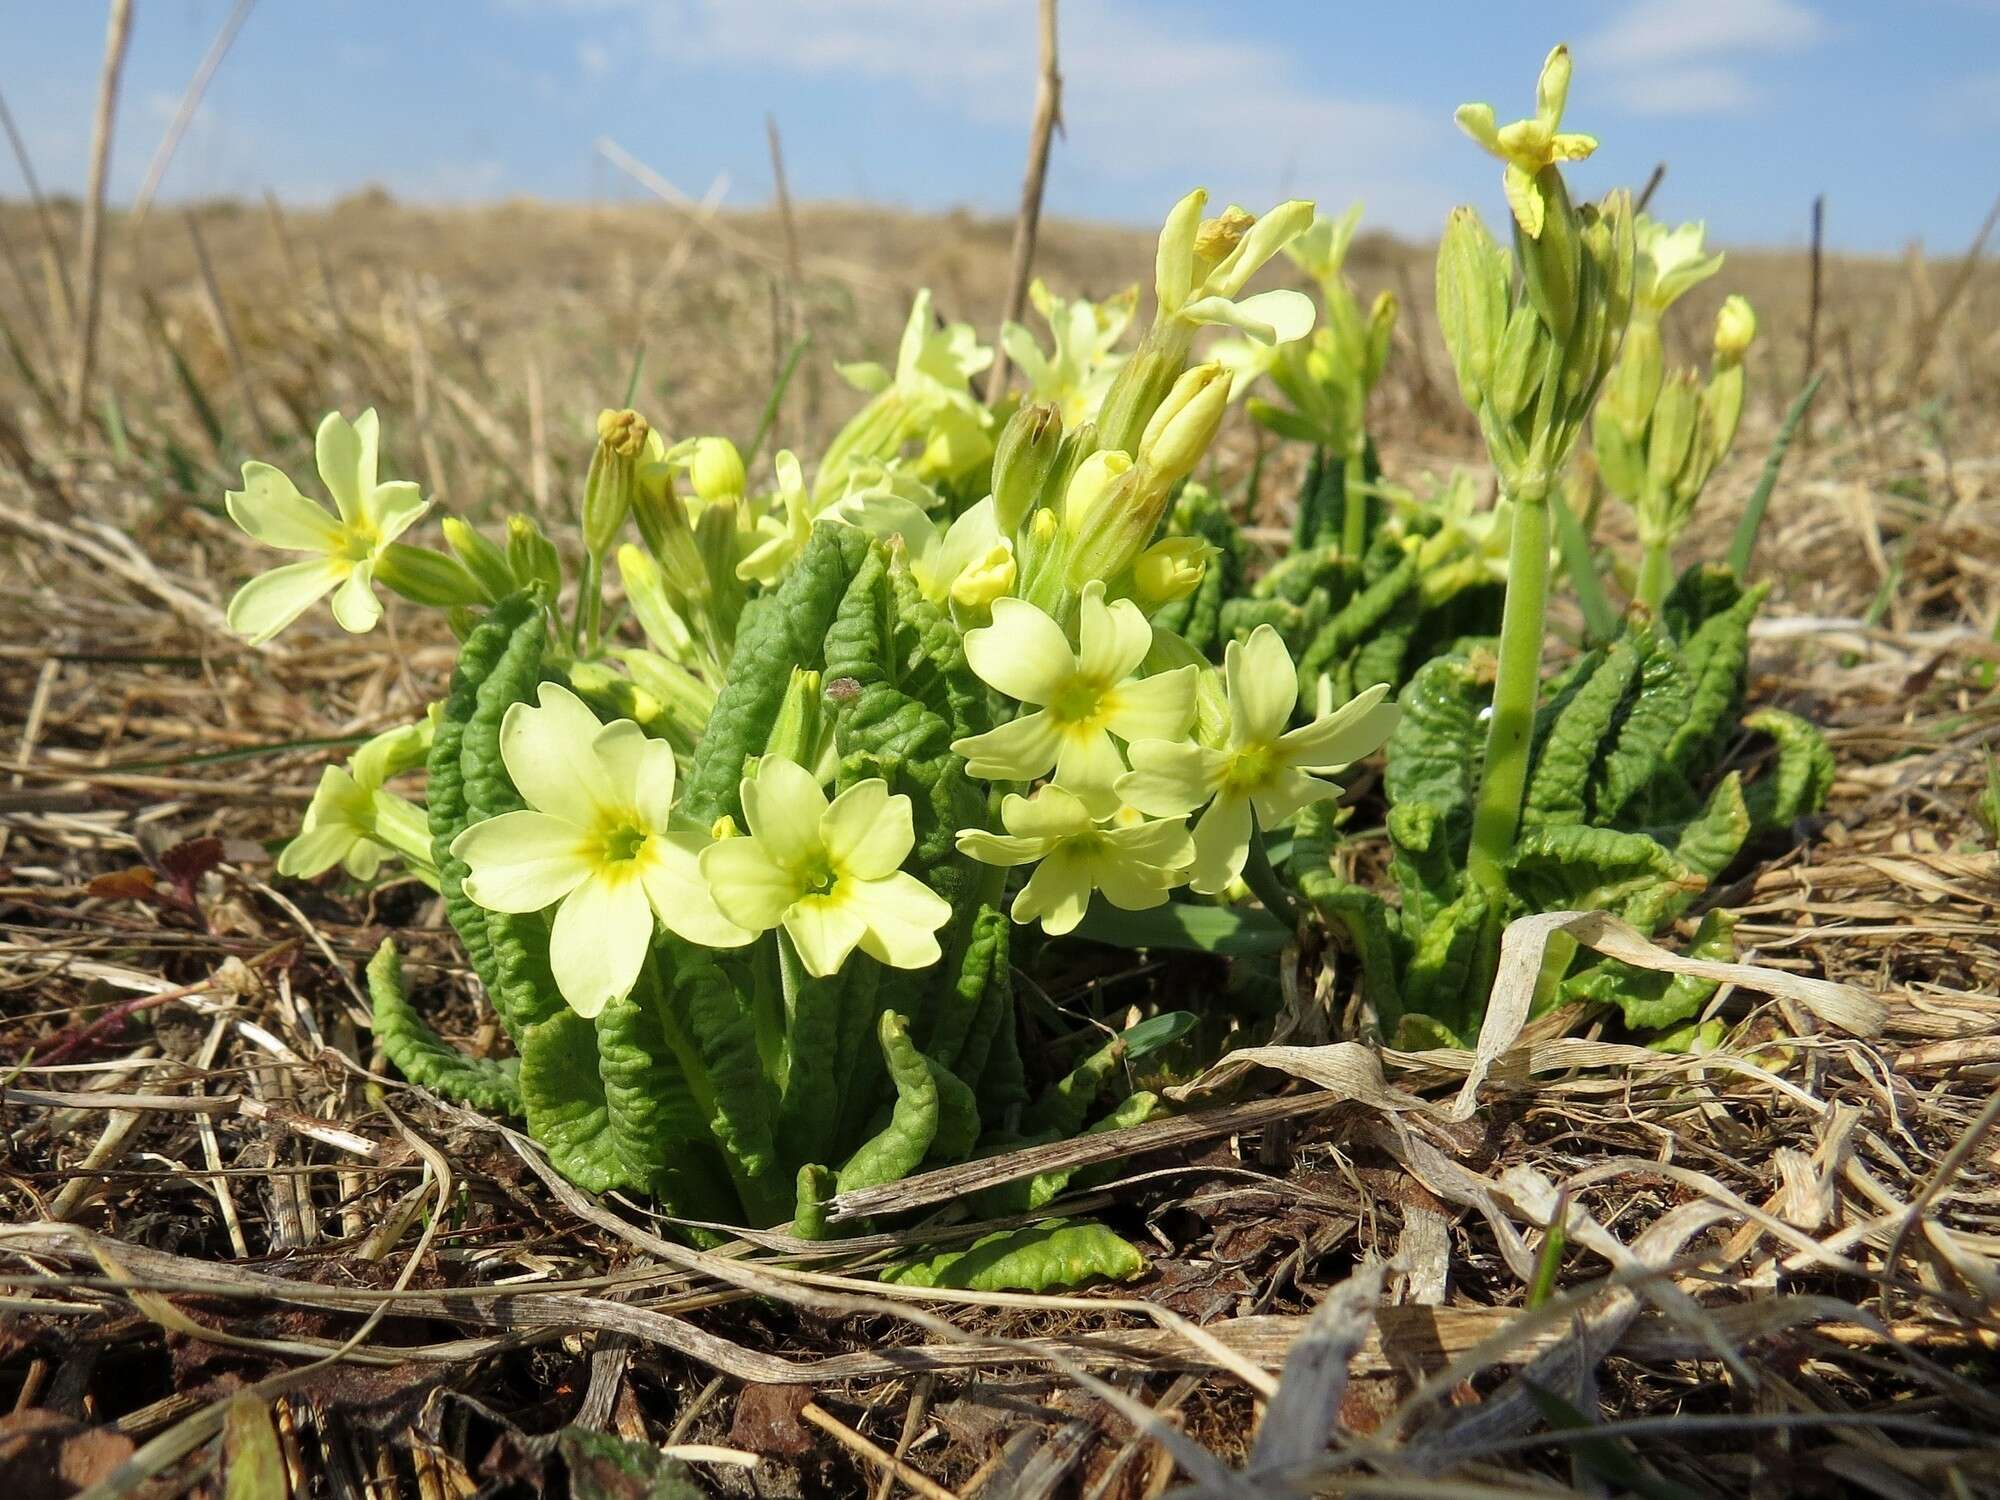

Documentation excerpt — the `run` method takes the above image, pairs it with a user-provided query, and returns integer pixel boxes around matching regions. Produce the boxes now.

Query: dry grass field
[2,188,1998,1497]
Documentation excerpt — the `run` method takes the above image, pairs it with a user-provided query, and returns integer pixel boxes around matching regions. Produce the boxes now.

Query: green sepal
[366,940,522,1115]
[878,1220,1147,1293]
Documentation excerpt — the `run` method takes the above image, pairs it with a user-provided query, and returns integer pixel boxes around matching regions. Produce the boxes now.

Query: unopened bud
[1194,207,1255,272]
[1093,343,1185,459]
[1132,536,1210,608]
[1435,207,1509,410]
[1516,165,1581,344]
[688,436,745,502]
[584,407,649,556]
[1713,294,1756,362]
[948,543,1017,611]
[991,401,1063,535]
[441,516,517,602]
[597,407,649,458]
[374,543,486,608]
[1062,450,1136,536]
[1643,372,1703,526]
[763,668,825,768]
[618,543,696,659]
[505,515,562,598]
[1137,362,1229,491]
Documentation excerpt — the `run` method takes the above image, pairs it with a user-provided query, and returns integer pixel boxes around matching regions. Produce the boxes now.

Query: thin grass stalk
[0,86,76,324]
[983,0,1063,405]
[64,0,136,434]
[130,0,259,234]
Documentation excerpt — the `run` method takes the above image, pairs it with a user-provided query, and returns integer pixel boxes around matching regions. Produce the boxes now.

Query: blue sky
[3,0,1996,254]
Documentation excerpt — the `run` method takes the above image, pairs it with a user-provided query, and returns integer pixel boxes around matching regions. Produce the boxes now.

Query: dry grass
[2,191,1997,1498]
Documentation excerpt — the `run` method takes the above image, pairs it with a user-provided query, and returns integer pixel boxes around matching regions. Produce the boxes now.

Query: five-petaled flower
[1118,625,1400,895]
[700,756,953,978]
[278,717,434,883]
[957,783,1193,936]
[950,582,1196,814]
[224,410,430,644]
[452,683,748,1018]
[1454,44,1596,239]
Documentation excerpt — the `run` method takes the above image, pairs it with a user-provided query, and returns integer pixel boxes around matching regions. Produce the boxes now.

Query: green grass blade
[1068,900,1290,956]
[1726,371,1823,581]
[1550,487,1619,642]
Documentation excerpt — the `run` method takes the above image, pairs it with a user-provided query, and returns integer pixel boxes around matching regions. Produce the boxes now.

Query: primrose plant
[221,183,1408,1286]
[1292,47,1832,1046]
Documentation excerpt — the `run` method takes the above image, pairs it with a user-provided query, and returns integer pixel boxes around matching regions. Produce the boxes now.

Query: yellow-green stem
[1466,492,1551,896]
[1241,813,1300,929]
[1636,536,1674,616]
[1341,448,1368,558]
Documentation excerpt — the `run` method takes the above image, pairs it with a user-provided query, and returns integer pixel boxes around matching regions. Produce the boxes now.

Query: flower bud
[1061,449,1135,537]
[1516,165,1582,344]
[505,515,562,598]
[1604,321,1664,442]
[1713,294,1756,363]
[583,407,649,557]
[1093,342,1185,460]
[1194,207,1256,276]
[1132,536,1210,608]
[631,470,709,601]
[688,436,745,503]
[1703,362,1746,460]
[1137,362,1229,492]
[948,543,1017,611]
[1642,372,1702,532]
[1365,290,1398,386]
[373,543,486,608]
[763,668,825,769]
[1435,207,1509,410]
[991,400,1063,536]
[615,647,717,743]
[441,516,517,602]
[617,543,696,659]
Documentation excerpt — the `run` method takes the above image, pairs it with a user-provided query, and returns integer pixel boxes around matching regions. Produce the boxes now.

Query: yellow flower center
[598,821,650,869]
[1221,741,1279,797]
[335,522,379,564]
[1050,675,1114,731]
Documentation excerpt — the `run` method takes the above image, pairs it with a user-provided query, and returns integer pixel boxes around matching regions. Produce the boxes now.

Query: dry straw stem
[0,196,1997,1492]
[64,0,135,432]
[984,0,1064,404]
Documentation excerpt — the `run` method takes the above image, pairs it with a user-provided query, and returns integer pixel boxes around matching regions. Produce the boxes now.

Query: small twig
[1899,189,2000,391]
[130,0,259,233]
[1877,1087,2000,1326]
[65,0,136,432]
[1634,161,1667,214]
[800,1403,957,1500]
[1803,193,1826,402]
[0,84,75,324]
[185,211,276,447]
[983,0,1063,405]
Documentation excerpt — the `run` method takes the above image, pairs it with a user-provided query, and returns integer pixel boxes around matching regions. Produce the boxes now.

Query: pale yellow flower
[957,784,1193,936]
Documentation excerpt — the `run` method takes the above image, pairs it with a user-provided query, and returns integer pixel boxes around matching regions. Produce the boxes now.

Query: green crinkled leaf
[518,1009,628,1195]
[664,950,781,1199]
[1337,593,1421,698]
[485,909,566,1038]
[1253,540,1347,605]
[681,523,869,827]
[1661,562,1745,642]
[1664,582,1767,782]
[1743,707,1835,830]
[1154,484,1245,655]
[1297,875,1404,1028]
[1591,621,1693,826]
[1385,654,1489,831]
[367,941,521,1115]
[1671,772,1751,884]
[835,1011,939,1194]
[596,988,709,1195]
[1401,885,1495,1043]
[1021,1029,1127,1141]
[1506,824,1700,922]
[919,904,1008,1076]
[1567,908,1738,1032]
[879,1220,1147,1293]
[1297,552,1419,692]
[791,1163,835,1240]
[427,594,539,1007]
[923,1054,981,1164]
[1525,636,1637,828]
[776,960,861,1166]
[1220,594,1321,654]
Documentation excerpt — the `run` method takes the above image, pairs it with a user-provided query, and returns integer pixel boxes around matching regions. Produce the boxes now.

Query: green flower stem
[1635,536,1674,616]
[1241,813,1301,929]
[1340,447,1368,558]
[571,550,605,658]
[1466,490,1551,896]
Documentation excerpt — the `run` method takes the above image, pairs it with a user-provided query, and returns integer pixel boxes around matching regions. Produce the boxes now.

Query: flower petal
[593,720,676,828]
[1226,626,1297,745]
[952,709,1062,783]
[328,561,382,634]
[500,683,619,826]
[1104,666,1197,745]
[821,779,914,880]
[1090,850,1177,913]
[1187,791,1252,895]
[226,557,340,644]
[1012,851,1095,935]
[315,410,370,526]
[641,831,754,947]
[783,893,868,978]
[1076,584,1152,685]
[1276,683,1399,771]
[1250,766,1340,828]
[549,873,652,1017]
[454,810,593,911]
[1053,725,1127,817]
[1117,739,1226,818]
[700,836,800,932]
[843,871,951,969]
[740,755,829,872]
[963,597,1075,705]
[955,829,1049,867]
[368,480,428,542]
[1106,815,1196,873]
[277,821,362,880]
[226,463,341,551]
[999,783,1094,841]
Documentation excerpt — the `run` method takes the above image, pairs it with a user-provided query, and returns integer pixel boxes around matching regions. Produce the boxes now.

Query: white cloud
[577,39,613,76]
[1612,63,1759,116]
[1591,0,1826,67]
[1586,0,1826,114]
[522,0,1446,230]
